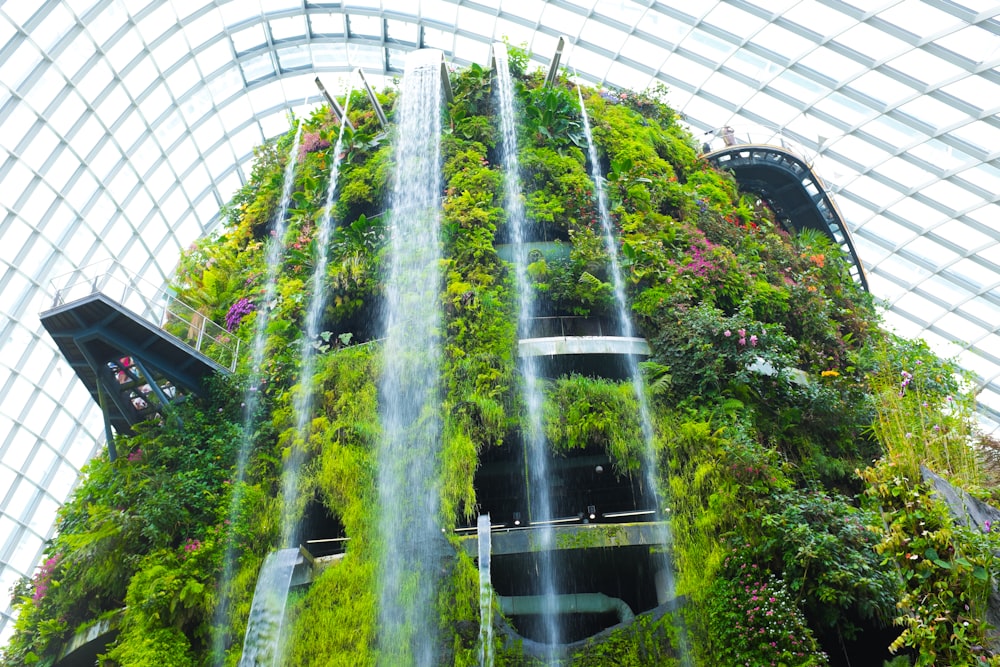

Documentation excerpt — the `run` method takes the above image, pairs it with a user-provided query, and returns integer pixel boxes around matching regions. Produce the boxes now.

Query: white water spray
[494,43,560,660]
[214,120,304,664]
[377,49,446,666]
[577,84,690,664]
[238,549,299,666]
[281,86,355,548]
[478,514,494,667]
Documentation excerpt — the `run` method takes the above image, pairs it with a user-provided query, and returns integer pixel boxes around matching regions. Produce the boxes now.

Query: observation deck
[39,262,239,457]
[518,316,650,379]
[704,141,868,291]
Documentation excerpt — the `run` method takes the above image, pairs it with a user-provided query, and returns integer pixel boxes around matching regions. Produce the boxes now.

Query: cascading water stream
[493,43,560,660]
[377,49,446,666]
[238,549,299,666]
[214,121,304,664]
[281,86,354,550]
[478,514,494,667]
[577,85,690,664]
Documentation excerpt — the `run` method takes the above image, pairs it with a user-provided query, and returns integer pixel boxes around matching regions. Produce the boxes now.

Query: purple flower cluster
[298,131,330,160]
[32,555,61,603]
[225,297,256,332]
[899,370,913,397]
[127,448,143,462]
[679,244,718,278]
[183,538,202,555]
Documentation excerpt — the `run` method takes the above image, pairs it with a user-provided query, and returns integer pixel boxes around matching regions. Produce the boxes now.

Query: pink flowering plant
[705,548,827,666]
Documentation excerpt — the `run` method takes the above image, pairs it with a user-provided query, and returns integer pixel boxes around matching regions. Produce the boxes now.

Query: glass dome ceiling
[1,0,998,642]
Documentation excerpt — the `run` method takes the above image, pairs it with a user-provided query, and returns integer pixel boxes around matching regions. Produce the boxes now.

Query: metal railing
[523,316,631,339]
[49,260,241,372]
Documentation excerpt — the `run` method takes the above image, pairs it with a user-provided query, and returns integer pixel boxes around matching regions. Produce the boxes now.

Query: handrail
[47,260,241,372]
[522,315,632,339]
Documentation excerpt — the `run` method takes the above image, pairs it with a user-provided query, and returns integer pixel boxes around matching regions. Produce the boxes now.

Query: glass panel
[136,3,174,45]
[940,76,1000,113]
[895,290,947,322]
[888,48,965,86]
[309,13,345,36]
[8,528,44,573]
[232,24,267,53]
[700,71,754,104]
[19,124,60,174]
[879,0,961,40]
[812,91,875,128]
[348,15,382,39]
[54,31,96,81]
[951,120,1000,155]
[897,95,970,130]
[277,45,311,70]
[580,20,627,55]
[908,138,974,172]
[593,0,644,27]
[184,8,225,49]
[385,18,418,45]
[195,38,230,75]
[621,34,669,70]
[748,23,815,61]
[834,22,909,62]
[241,53,275,83]
[903,235,958,269]
[123,55,157,99]
[919,275,972,306]
[847,70,916,106]
[23,65,65,116]
[920,179,983,214]
[96,83,130,126]
[540,4,586,37]
[270,15,305,41]
[934,24,997,63]
[846,175,901,209]
[702,2,767,38]
[886,197,943,231]
[934,218,993,252]
[799,46,865,84]
[948,257,997,288]
[859,114,923,151]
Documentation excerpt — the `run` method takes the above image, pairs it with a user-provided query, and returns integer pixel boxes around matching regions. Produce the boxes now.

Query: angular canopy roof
[1,0,998,642]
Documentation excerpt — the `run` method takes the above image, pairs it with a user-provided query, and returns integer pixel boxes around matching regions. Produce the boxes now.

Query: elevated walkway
[518,316,650,378]
[39,262,240,457]
[705,143,868,290]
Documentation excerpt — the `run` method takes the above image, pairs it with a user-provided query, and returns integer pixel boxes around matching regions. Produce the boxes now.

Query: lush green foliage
[6,50,999,667]
[704,549,827,666]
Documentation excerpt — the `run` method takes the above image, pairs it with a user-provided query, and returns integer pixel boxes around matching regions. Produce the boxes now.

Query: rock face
[921,465,1000,652]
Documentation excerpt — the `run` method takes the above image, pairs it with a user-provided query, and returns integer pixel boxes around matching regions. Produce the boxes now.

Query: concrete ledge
[519,336,651,358]
[55,609,122,666]
[460,521,672,557]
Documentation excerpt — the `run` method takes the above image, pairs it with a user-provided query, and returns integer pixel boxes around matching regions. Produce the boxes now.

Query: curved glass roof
[1,0,998,642]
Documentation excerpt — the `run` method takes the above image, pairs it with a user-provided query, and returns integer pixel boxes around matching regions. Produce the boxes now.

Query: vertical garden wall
[4,48,1000,667]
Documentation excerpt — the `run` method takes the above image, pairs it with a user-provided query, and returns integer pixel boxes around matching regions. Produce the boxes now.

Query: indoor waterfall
[281,86,354,550]
[478,515,494,667]
[494,43,561,659]
[214,120,304,664]
[578,85,689,663]
[376,49,446,666]
[238,549,300,666]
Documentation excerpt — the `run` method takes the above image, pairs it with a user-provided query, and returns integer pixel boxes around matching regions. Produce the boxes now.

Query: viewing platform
[518,316,650,356]
[39,261,240,455]
[703,134,868,291]
[518,316,651,379]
